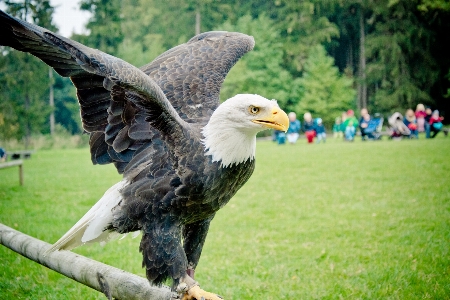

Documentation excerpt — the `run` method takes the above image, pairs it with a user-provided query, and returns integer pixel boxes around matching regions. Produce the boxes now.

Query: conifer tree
[296,45,355,127]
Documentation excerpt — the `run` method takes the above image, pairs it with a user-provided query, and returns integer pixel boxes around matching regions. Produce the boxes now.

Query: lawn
[1,135,449,299]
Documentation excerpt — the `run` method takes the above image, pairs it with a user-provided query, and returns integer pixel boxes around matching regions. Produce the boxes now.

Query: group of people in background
[274,103,445,145]
[408,104,445,139]
[383,104,445,139]
[276,112,327,144]
[334,108,384,141]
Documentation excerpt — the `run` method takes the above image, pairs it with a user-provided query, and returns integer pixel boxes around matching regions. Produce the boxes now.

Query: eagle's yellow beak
[252,107,289,132]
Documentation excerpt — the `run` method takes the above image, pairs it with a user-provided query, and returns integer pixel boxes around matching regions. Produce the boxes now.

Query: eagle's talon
[176,282,189,293]
[181,285,224,300]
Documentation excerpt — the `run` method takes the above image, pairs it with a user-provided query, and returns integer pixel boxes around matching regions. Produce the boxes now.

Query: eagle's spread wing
[0,11,254,175]
[0,11,187,173]
[141,31,255,123]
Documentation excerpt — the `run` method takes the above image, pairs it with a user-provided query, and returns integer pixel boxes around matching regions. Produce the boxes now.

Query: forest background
[0,0,449,145]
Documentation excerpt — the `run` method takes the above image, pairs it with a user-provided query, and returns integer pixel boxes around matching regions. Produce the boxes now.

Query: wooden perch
[0,223,175,300]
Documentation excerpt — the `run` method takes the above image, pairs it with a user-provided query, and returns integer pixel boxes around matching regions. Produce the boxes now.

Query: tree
[415,0,450,116]
[357,4,367,110]
[295,45,356,127]
[0,0,56,144]
[114,0,165,66]
[280,0,340,76]
[218,14,298,112]
[75,0,124,55]
[418,0,450,12]
[53,76,82,134]
[364,0,438,113]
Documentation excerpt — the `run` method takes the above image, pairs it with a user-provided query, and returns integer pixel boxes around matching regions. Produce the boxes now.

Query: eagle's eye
[249,106,260,114]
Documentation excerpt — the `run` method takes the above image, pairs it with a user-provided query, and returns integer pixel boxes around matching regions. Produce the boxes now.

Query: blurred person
[341,111,348,124]
[343,109,358,141]
[359,108,371,140]
[341,111,348,131]
[424,107,433,138]
[286,112,301,144]
[315,118,326,143]
[404,109,418,138]
[388,112,410,139]
[415,104,427,132]
[273,130,286,144]
[302,112,315,143]
[345,120,356,141]
[362,113,381,140]
[429,110,444,138]
[0,147,6,162]
[332,117,343,139]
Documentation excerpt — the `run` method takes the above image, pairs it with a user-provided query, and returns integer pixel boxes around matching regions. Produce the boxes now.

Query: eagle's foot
[176,276,223,300]
[181,285,223,300]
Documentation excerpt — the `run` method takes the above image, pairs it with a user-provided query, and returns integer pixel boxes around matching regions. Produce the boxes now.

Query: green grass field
[1,135,449,299]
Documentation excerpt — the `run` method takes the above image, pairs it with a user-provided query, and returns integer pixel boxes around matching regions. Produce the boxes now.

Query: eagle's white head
[202,94,289,167]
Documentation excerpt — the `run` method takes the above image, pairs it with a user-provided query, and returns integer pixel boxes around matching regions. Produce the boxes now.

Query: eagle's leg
[141,219,222,300]
[140,222,187,286]
[182,217,214,279]
[178,217,223,300]
[186,263,195,279]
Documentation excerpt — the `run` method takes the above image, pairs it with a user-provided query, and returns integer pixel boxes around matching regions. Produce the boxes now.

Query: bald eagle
[0,10,289,300]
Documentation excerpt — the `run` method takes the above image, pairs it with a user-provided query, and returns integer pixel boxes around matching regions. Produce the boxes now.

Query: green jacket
[342,116,358,130]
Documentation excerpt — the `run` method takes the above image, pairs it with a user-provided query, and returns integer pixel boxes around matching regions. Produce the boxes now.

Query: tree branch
[0,223,175,300]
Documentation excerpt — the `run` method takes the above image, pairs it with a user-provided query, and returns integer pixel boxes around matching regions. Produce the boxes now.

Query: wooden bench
[10,150,34,160]
[0,160,24,185]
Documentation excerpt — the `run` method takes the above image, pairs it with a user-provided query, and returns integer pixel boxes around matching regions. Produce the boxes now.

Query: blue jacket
[303,120,315,132]
[287,120,301,134]
[314,124,326,134]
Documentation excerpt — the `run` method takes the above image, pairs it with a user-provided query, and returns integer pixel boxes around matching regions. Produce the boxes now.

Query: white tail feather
[46,180,128,253]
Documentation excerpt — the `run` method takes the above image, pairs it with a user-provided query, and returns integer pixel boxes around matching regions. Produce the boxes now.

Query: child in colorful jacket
[429,110,444,138]
[302,112,316,143]
[314,118,326,143]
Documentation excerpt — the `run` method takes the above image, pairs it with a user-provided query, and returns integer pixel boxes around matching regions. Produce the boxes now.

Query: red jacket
[429,116,443,125]
[415,111,427,118]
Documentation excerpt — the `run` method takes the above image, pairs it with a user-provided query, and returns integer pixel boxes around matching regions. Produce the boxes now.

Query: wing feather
[0,10,187,174]
[141,31,255,123]
[89,132,113,165]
